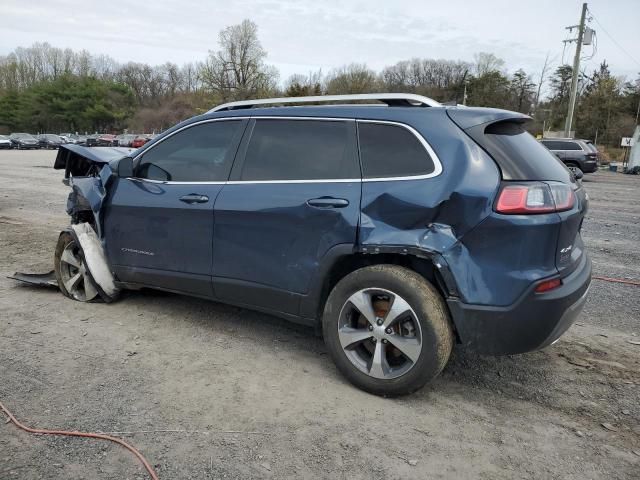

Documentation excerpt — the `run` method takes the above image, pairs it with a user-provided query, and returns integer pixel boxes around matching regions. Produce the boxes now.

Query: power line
[588,8,640,69]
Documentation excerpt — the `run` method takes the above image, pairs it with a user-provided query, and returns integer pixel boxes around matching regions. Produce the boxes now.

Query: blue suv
[52,94,591,396]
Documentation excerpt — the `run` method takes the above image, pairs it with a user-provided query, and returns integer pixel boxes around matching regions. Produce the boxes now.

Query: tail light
[535,278,562,293]
[495,182,575,214]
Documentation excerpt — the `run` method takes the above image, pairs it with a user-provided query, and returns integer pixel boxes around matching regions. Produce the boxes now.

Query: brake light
[495,183,575,214]
[535,278,562,293]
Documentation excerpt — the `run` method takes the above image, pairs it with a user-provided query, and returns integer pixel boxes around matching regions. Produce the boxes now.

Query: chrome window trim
[130,116,443,185]
[357,119,443,182]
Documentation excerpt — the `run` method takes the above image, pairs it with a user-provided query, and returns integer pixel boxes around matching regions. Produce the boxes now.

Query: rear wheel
[54,232,100,302]
[322,264,453,396]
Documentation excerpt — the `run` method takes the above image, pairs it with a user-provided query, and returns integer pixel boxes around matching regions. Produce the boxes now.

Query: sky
[1,0,639,86]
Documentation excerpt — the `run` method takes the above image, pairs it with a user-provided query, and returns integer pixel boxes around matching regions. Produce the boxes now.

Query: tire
[322,264,453,396]
[54,232,101,302]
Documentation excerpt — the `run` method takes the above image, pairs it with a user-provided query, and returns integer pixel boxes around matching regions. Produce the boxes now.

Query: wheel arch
[300,245,458,330]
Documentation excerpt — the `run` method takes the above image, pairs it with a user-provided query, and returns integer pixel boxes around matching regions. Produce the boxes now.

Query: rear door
[103,119,246,297]
[212,117,361,315]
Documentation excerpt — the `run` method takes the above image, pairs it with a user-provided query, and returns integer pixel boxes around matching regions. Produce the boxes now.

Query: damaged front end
[12,145,132,302]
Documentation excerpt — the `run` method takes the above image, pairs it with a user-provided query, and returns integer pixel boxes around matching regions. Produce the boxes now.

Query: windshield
[0,135,8,140]
[13,133,36,140]
[44,134,60,140]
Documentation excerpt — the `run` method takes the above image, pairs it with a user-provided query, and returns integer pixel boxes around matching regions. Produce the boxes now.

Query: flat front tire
[322,264,453,396]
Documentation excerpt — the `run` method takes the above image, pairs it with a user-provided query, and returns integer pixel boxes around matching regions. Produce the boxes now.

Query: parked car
[131,135,151,148]
[9,133,40,149]
[75,135,89,146]
[94,134,117,146]
[115,134,137,147]
[539,138,598,174]
[59,134,80,144]
[579,138,601,162]
[85,134,100,147]
[51,93,591,396]
[37,134,64,149]
[0,134,12,149]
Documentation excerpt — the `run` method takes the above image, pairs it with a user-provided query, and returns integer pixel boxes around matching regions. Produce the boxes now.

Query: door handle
[179,194,209,204]
[307,197,350,208]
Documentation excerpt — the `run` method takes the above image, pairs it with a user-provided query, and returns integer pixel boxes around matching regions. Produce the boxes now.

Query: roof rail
[208,93,441,113]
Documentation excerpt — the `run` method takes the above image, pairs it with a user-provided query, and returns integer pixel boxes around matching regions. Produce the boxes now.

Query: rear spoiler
[54,144,134,178]
[446,107,531,130]
[445,107,571,183]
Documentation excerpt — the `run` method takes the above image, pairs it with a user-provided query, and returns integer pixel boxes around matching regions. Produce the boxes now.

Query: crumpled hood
[54,144,134,175]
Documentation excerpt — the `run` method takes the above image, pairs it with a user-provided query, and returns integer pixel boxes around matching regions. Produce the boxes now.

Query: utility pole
[564,2,588,138]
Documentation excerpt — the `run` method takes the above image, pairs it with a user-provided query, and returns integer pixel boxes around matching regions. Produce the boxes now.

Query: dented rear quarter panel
[358,109,507,305]
[358,109,572,307]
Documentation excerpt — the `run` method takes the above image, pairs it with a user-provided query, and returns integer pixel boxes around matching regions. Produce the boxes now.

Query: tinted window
[541,140,561,150]
[136,121,242,182]
[578,141,596,153]
[358,122,435,179]
[240,120,356,181]
[474,121,572,182]
[557,141,582,151]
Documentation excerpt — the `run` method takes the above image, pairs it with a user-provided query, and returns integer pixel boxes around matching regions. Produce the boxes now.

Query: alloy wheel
[58,240,99,301]
[337,288,423,380]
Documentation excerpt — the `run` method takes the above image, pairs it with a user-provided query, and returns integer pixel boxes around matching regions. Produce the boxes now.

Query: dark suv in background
[540,138,599,174]
[51,94,591,396]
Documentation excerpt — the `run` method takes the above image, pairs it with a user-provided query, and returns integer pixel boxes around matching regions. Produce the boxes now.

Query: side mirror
[118,157,133,178]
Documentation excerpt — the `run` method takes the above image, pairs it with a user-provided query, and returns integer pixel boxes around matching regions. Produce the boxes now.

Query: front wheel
[322,264,453,396]
[54,232,101,302]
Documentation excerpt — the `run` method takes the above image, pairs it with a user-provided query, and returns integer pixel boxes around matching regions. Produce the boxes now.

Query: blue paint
[57,104,591,354]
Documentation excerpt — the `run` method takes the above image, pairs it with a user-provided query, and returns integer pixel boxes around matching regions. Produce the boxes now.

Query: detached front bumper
[447,253,592,355]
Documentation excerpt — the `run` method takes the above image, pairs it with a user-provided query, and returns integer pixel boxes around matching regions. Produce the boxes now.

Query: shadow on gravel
[130,287,558,404]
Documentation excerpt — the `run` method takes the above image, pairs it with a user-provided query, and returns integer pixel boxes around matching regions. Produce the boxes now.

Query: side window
[358,122,435,179]
[557,141,581,151]
[240,119,357,181]
[136,121,242,182]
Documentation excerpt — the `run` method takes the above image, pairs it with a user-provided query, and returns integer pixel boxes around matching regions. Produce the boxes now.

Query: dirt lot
[1,149,639,479]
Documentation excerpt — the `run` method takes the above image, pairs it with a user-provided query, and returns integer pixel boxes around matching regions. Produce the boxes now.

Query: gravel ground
[1,150,639,479]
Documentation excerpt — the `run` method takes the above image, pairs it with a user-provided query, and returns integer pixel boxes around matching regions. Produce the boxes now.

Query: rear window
[470,121,572,182]
[358,122,435,179]
[240,119,357,181]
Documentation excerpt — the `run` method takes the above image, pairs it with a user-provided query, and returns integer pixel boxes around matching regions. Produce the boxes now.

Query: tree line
[0,19,637,149]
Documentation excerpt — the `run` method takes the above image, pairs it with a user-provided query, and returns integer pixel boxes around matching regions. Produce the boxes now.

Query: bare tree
[473,52,505,76]
[534,52,554,111]
[200,19,278,101]
[325,64,378,94]
[284,70,323,96]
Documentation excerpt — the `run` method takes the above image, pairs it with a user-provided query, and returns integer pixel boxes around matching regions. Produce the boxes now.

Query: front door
[103,118,247,297]
[212,117,361,315]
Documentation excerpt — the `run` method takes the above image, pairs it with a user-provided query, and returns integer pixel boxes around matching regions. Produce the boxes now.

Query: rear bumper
[582,160,598,173]
[447,253,591,355]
